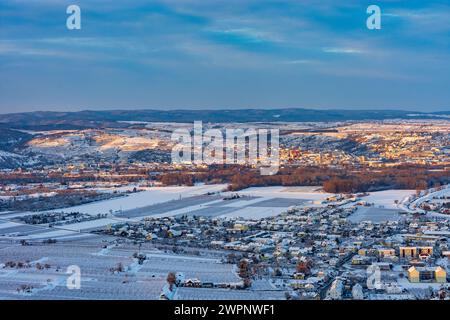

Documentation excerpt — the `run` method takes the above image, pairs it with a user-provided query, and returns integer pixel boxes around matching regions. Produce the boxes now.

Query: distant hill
[0,108,448,129]
[0,128,33,151]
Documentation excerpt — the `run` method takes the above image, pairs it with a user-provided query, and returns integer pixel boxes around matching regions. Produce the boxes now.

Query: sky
[0,0,449,113]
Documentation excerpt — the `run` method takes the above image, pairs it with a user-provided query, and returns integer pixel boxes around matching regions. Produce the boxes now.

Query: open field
[347,207,404,223]
[54,184,227,216]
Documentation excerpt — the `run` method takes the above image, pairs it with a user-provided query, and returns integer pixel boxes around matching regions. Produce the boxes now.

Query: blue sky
[0,0,449,113]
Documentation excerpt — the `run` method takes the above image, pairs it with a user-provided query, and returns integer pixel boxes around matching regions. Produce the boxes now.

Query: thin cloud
[323,47,364,54]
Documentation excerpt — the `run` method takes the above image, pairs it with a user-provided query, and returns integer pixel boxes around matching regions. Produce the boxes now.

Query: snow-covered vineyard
[0,237,286,300]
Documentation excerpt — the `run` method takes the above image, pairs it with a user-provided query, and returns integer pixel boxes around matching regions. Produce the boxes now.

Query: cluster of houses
[99,193,449,300]
[17,211,108,227]
[417,198,450,215]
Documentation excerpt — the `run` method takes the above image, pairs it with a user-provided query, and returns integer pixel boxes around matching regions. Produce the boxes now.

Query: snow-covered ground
[136,187,327,220]
[398,185,449,217]
[0,239,167,299]
[411,185,449,208]
[57,218,122,232]
[0,185,334,239]
[344,189,419,223]
[397,277,449,290]
[360,190,416,210]
[347,207,402,223]
[218,187,417,219]
[52,184,227,215]
[0,221,23,230]
[230,186,332,201]
[2,185,436,239]
[34,185,332,222]
[214,186,333,219]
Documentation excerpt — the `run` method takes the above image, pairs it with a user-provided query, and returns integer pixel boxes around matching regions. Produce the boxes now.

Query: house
[233,223,248,231]
[351,255,373,265]
[378,248,396,258]
[399,246,433,259]
[184,278,202,287]
[407,266,447,283]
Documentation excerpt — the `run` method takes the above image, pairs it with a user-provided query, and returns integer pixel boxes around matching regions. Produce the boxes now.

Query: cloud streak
[0,0,448,112]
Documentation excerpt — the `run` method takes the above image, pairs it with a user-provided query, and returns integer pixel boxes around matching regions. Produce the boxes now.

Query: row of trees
[158,164,449,194]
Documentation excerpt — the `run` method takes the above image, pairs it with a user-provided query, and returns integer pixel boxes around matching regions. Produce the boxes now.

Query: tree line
[158,164,449,193]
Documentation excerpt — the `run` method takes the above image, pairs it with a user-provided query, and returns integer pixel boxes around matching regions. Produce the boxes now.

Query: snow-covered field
[53,184,227,215]
[41,185,332,222]
[0,239,246,300]
[359,190,416,210]
[410,185,449,208]
[0,185,428,239]
[216,186,333,219]
[56,218,121,232]
[0,221,22,230]
[345,189,417,223]
[232,186,332,201]
[0,185,334,240]
[121,186,332,220]
[347,207,403,223]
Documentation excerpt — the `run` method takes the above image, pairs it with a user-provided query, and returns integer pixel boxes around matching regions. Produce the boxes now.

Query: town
[0,181,449,299]
[0,118,449,300]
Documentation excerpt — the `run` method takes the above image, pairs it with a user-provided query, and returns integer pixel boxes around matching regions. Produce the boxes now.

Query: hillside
[0,108,449,129]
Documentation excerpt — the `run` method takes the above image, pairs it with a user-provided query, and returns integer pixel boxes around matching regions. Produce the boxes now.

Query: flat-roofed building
[399,246,433,259]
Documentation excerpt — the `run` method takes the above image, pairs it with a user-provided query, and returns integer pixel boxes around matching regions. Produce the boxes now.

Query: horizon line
[0,106,449,116]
